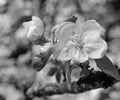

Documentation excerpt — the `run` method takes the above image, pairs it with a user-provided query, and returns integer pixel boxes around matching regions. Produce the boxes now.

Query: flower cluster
[23,16,107,64]
[23,15,120,83]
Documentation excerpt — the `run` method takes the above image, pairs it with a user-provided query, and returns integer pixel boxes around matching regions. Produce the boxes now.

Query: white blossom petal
[77,48,88,63]
[53,42,63,59]
[84,33,108,59]
[57,47,71,61]
[23,21,34,35]
[32,16,44,35]
[27,26,40,43]
[77,20,105,40]
[58,46,88,63]
[55,22,76,45]
[53,40,75,59]
[53,22,76,59]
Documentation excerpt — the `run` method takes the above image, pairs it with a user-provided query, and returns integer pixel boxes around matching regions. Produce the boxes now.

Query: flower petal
[84,34,108,59]
[23,21,34,35]
[27,26,40,43]
[77,20,105,41]
[57,47,71,61]
[32,16,44,35]
[53,42,63,59]
[53,41,75,59]
[58,46,88,63]
[54,22,76,44]
[52,22,76,59]
[77,49,88,63]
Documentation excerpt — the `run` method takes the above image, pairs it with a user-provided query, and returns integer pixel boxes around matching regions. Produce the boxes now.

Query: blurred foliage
[0,0,120,100]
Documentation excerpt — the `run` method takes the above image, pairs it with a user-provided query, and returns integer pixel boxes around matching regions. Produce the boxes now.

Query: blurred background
[0,0,120,100]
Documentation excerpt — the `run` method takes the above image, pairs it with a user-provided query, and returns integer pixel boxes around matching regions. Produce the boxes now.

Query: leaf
[56,71,61,83]
[32,54,50,71]
[65,16,77,23]
[47,67,58,76]
[32,57,44,71]
[95,56,120,81]
[32,46,53,71]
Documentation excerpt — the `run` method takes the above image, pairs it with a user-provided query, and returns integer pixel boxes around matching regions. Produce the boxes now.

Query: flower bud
[23,16,48,45]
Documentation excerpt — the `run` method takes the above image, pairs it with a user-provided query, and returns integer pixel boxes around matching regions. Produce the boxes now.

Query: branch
[27,71,118,98]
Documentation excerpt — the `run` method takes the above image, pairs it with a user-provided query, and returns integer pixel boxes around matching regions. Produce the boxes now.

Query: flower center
[75,36,84,49]
[79,43,84,49]
[70,33,85,49]
[77,41,85,49]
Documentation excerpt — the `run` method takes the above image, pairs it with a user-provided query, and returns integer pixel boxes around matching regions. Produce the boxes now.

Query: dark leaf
[56,71,61,83]
[47,67,58,76]
[65,16,77,23]
[32,57,43,71]
[32,48,52,71]
[32,55,49,71]
[95,56,120,81]
[77,71,116,88]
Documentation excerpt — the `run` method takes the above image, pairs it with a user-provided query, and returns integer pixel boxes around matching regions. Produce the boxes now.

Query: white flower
[23,16,45,44]
[53,19,108,63]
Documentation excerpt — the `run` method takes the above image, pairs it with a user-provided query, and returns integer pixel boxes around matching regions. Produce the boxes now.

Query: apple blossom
[52,19,107,63]
[52,17,120,81]
[23,16,47,45]
[22,15,120,82]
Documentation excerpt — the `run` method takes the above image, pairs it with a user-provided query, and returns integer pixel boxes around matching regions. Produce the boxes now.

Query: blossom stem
[65,65,73,83]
